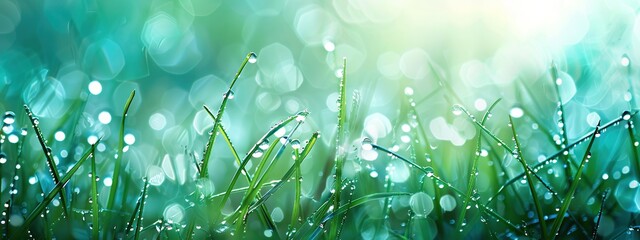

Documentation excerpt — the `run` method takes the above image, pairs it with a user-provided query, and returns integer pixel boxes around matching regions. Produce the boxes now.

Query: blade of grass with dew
[206,180,281,200]
[106,90,135,215]
[232,120,304,235]
[11,140,100,240]
[550,63,575,184]
[230,136,280,228]
[133,177,149,240]
[200,52,256,178]
[203,105,280,237]
[456,104,559,198]
[292,189,336,239]
[549,123,600,239]
[510,116,547,238]
[625,112,640,177]
[216,110,308,221]
[90,147,99,240]
[592,190,608,239]
[456,98,501,233]
[291,147,302,228]
[371,143,525,235]
[329,57,348,239]
[248,132,319,213]
[23,104,69,218]
[125,195,142,234]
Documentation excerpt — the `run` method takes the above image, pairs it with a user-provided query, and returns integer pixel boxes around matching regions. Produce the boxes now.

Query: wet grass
[0,53,638,239]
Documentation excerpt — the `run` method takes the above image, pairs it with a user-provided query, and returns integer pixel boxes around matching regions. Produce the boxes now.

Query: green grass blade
[217,110,307,219]
[550,63,575,183]
[549,123,600,239]
[90,147,99,239]
[329,57,348,239]
[291,147,302,228]
[203,105,280,238]
[11,140,100,239]
[248,132,319,213]
[23,104,69,218]
[125,196,142,234]
[510,116,547,238]
[133,177,149,240]
[592,190,608,240]
[200,52,255,178]
[456,98,501,232]
[106,90,135,211]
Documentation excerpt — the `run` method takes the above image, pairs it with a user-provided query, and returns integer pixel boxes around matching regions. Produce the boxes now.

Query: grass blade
[329,57,348,239]
[549,123,600,239]
[90,147,99,239]
[133,177,149,240]
[248,132,319,213]
[216,110,308,219]
[510,116,547,238]
[291,147,302,228]
[200,52,255,178]
[106,90,135,211]
[592,190,608,240]
[23,104,69,218]
[11,140,100,239]
[455,98,501,232]
[203,105,280,238]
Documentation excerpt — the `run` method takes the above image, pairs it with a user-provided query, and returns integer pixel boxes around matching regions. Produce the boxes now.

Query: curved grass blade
[510,116,547,238]
[216,110,308,219]
[309,192,412,239]
[23,104,69,218]
[549,123,600,239]
[456,98,501,232]
[11,140,100,239]
[625,113,640,177]
[106,90,135,211]
[125,196,142,234]
[200,52,255,178]
[329,57,348,239]
[90,147,99,239]
[232,120,304,235]
[204,105,280,238]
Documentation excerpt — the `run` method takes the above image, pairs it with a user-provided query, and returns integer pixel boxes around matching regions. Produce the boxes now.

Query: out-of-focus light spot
[256,92,281,113]
[103,177,112,187]
[82,39,125,80]
[404,87,414,96]
[28,176,37,185]
[147,165,165,186]
[509,107,524,118]
[87,135,98,145]
[271,207,284,222]
[124,133,135,145]
[621,54,631,67]
[323,39,335,52]
[364,113,392,139]
[410,192,434,218]
[163,203,185,223]
[55,131,65,141]
[294,7,337,45]
[88,81,102,95]
[586,112,600,128]
[98,111,112,124]
[439,194,457,212]
[149,112,167,131]
[7,134,18,143]
[474,98,487,111]
[399,48,429,80]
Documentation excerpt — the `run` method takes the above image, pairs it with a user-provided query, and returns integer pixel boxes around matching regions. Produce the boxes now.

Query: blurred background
[1,0,640,238]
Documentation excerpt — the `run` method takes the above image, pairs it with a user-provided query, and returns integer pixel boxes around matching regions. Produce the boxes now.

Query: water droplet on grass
[623,111,632,121]
[621,54,630,67]
[361,138,373,150]
[3,111,15,125]
[223,91,235,100]
[291,139,301,149]
[452,105,463,115]
[248,53,257,64]
[509,107,524,118]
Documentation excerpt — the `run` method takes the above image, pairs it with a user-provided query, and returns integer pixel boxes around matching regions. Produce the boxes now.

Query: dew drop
[248,52,258,64]
[291,139,301,149]
[3,111,15,125]
[252,149,264,158]
[622,111,632,121]
[361,138,373,151]
[223,91,235,100]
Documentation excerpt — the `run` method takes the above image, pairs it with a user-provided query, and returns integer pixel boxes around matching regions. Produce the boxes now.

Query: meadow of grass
[0,49,638,240]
